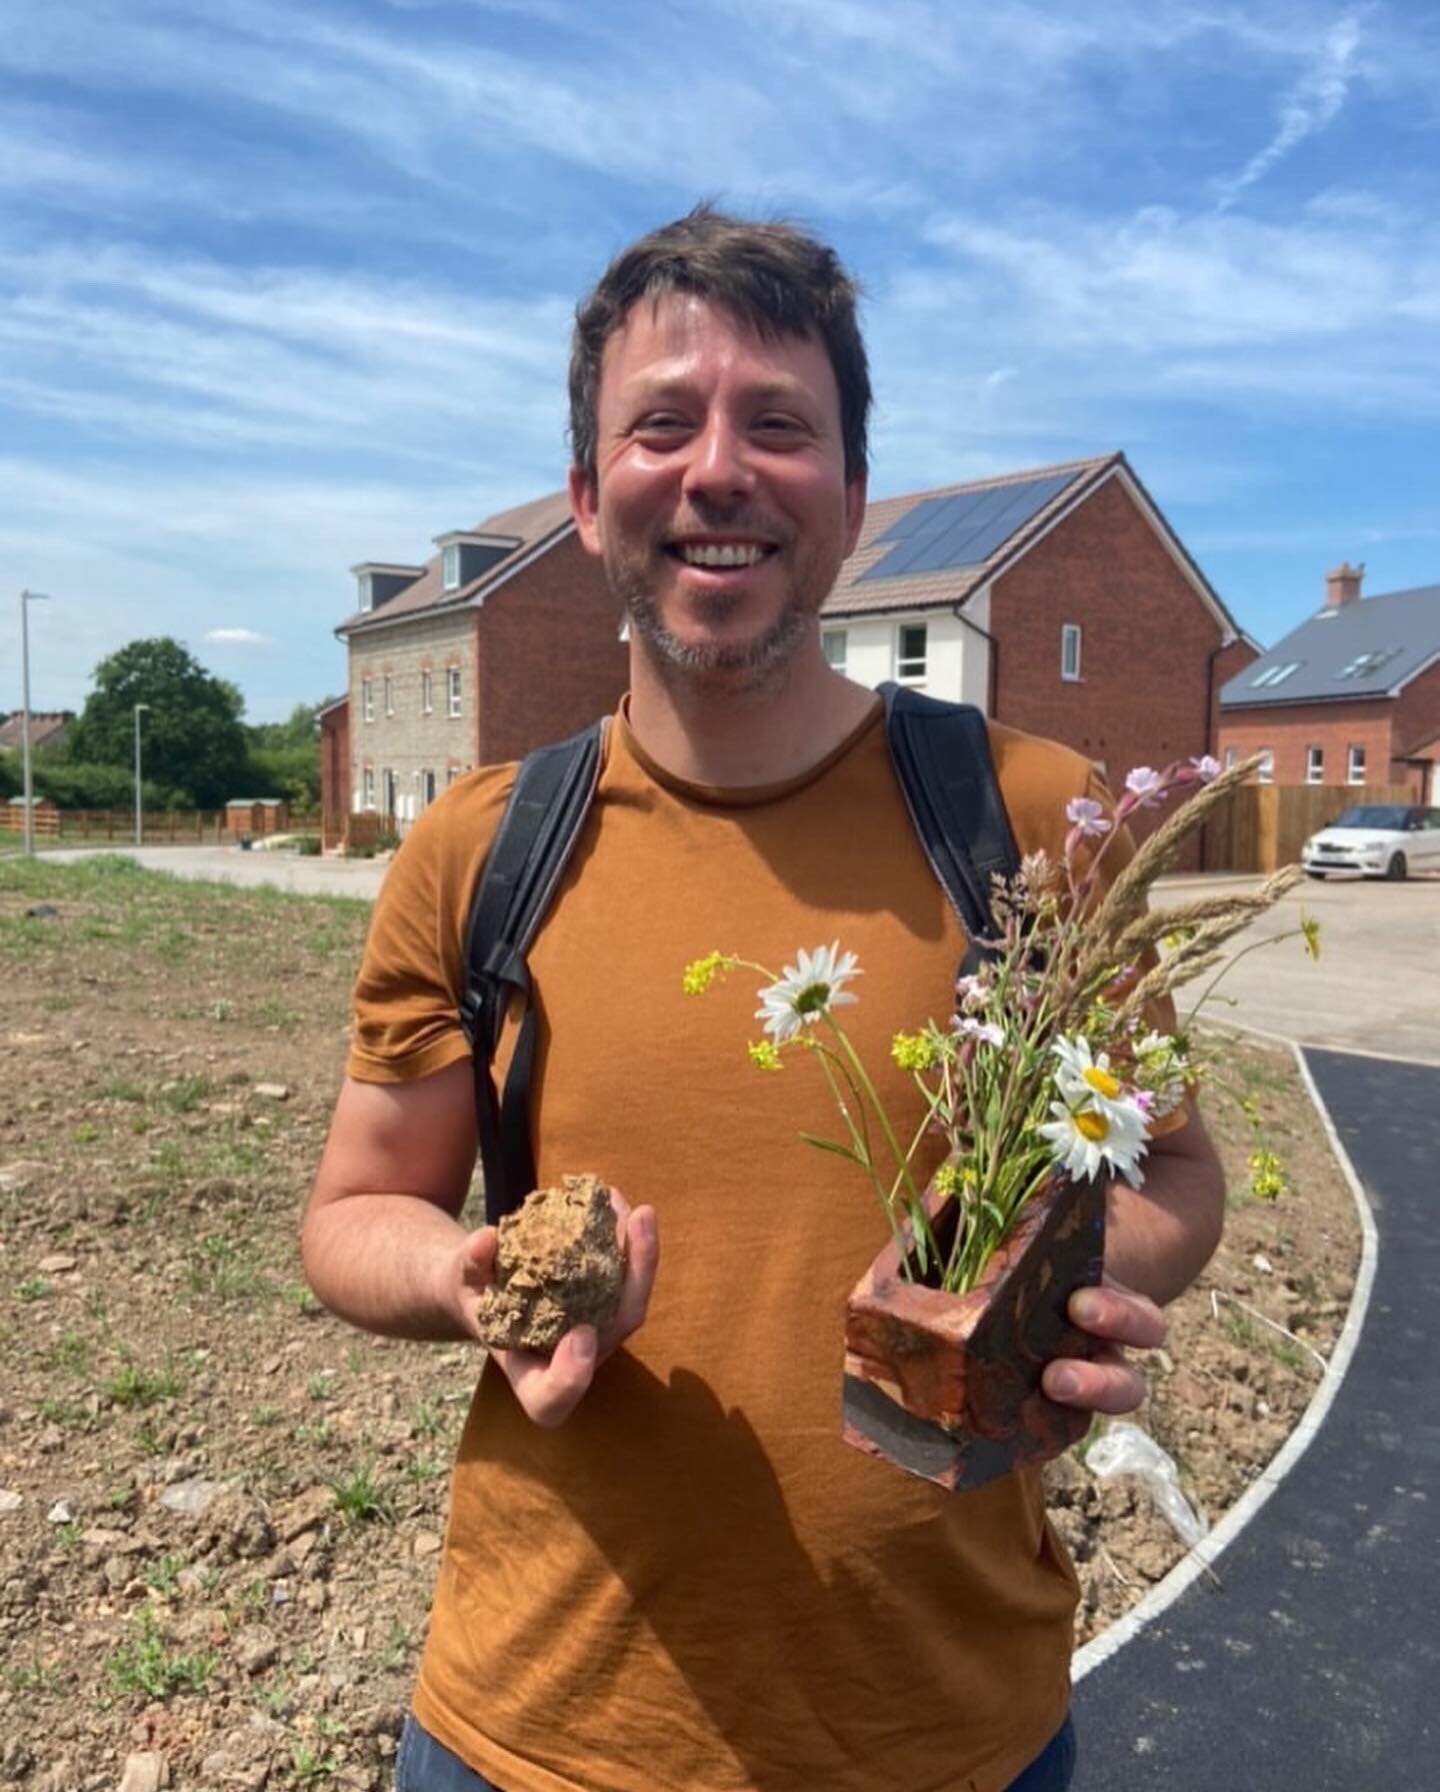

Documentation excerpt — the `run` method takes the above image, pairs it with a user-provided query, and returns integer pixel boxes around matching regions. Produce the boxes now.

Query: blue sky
[3,0,1438,722]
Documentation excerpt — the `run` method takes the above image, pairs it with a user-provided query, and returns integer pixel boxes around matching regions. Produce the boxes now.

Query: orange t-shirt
[348,700,1107,1792]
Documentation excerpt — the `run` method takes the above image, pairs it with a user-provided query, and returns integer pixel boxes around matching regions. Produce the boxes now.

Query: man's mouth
[667,540,776,570]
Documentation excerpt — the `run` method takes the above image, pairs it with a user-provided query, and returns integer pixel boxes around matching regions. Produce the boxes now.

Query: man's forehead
[599,291,828,387]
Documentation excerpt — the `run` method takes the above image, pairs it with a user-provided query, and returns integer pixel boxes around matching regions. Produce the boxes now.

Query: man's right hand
[303,1063,658,1425]
[448,1190,659,1427]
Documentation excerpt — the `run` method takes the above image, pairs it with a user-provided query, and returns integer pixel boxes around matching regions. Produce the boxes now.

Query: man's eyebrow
[622,373,816,407]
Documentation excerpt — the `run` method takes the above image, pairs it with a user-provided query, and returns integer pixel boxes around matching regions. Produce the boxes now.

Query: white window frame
[383,673,394,718]
[361,677,374,724]
[420,669,434,715]
[382,768,396,817]
[1257,750,1275,785]
[361,766,375,809]
[1223,746,1240,771]
[442,543,461,593]
[1060,623,1082,682]
[358,573,374,614]
[822,628,848,675]
[895,622,927,684]
[1305,745,1324,785]
[447,665,462,719]
[1347,744,1367,785]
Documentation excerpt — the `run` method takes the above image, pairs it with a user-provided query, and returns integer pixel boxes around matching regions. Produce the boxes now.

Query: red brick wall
[474,533,629,765]
[319,702,350,846]
[1217,699,1405,791]
[989,477,1234,864]
[1210,637,1261,754]
[1394,658,1440,772]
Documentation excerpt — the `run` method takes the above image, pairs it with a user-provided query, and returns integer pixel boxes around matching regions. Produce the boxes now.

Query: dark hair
[569,204,871,482]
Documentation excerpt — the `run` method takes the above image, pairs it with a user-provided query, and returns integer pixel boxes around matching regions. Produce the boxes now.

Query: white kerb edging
[1071,1041,1379,1680]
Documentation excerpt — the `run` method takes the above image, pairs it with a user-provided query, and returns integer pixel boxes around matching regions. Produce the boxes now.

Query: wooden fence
[1203,783,1411,873]
[0,807,321,845]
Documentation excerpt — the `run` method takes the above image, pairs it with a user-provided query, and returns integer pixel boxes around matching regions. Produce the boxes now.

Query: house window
[382,769,396,817]
[361,766,375,809]
[895,623,927,683]
[1061,623,1082,682]
[822,628,848,675]
[1257,750,1274,785]
[420,669,433,715]
[1305,745,1324,785]
[361,677,374,724]
[1348,744,1367,785]
[447,666,462,718]
[358,573,374,614]
[1224,747,1240,771]
[422,768,437,807]
[442,544,461,593]
[1251,662,1302,689]
[383,674,394,717]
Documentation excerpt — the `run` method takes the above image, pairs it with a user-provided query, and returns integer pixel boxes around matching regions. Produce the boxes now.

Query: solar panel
[860,472,1077,582]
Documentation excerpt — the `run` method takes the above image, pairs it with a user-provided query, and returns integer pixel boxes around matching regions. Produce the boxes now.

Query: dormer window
[433,532,520,599]
[351,563,423,615]
[358,574,374,613]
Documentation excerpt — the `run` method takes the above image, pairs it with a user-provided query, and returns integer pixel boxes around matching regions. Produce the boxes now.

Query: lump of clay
[472,1173,625,1354]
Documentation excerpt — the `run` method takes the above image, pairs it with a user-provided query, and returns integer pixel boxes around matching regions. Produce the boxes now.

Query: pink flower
[1123,766,1165,807]
[1065,795,1112,838]
[1189,754,1221,783]
[956,1016,1005,1048]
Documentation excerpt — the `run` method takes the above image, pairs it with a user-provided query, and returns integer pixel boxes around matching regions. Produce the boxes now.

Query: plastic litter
[1086,1421,1208,1549]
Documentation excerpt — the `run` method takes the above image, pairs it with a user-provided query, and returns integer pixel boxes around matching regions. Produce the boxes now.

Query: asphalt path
[1071,1047,1440,1790]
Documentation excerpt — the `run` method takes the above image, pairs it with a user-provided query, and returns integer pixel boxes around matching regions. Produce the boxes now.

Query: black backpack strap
[458,719,607,1224]
[879,682,1021,973]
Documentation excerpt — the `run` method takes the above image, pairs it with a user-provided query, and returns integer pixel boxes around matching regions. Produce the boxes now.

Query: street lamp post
[18,590,51,858]
[133,703,150,847]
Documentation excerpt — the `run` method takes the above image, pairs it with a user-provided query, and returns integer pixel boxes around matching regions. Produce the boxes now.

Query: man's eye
[634,414,690,436]
[754,415,807,438]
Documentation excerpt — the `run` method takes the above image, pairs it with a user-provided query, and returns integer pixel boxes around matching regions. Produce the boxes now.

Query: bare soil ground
[0,855,1360,1790]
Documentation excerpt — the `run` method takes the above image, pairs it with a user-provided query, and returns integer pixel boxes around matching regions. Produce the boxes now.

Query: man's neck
[626,647,878,788]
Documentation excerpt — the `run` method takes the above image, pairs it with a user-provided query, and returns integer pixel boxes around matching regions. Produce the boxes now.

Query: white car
[1302,804,1440,881]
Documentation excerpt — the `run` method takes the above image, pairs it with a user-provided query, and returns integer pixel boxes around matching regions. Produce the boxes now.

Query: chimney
[1325,561,1364,608]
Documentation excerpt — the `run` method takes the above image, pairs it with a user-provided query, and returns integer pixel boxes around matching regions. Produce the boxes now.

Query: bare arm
[301,1061,659,1425]
[1043,1106,1225,1415]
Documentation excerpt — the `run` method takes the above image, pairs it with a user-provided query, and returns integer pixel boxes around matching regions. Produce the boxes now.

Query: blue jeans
[395,1713,1076,1790]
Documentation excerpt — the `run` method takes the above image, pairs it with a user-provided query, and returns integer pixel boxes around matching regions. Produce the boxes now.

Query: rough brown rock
[472,1174,624,1354]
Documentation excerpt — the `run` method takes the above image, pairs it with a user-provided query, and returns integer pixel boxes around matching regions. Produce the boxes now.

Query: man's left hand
[1041,1276,1167,1416]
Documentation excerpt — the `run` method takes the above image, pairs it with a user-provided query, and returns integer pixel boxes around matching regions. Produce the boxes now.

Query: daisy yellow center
[1075,1110,1110,1142]
[1083,1066,1122,1100]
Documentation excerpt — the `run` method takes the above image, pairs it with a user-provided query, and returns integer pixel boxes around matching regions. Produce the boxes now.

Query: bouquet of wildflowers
[685,752,1315,1296]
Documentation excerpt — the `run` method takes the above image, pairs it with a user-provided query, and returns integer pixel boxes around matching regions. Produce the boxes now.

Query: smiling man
[303,207,1224,1792]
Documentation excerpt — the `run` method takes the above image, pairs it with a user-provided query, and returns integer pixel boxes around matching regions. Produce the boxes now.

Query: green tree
[244,697,336,811]
[68,638,250,810]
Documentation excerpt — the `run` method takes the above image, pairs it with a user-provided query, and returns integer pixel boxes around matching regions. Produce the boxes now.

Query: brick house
[329,492,627,834]
[0,711,74,753]
[1217,565,1440,802]
[822,455,1255,799]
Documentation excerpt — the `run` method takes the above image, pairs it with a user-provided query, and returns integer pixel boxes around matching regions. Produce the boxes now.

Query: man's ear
[569,464,602,557]
[843,471,868,558]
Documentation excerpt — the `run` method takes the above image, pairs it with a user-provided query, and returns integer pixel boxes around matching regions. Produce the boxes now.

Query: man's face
[569,293,866,684]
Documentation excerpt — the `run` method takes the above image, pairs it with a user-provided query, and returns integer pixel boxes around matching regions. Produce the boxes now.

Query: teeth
[678,542,768,568]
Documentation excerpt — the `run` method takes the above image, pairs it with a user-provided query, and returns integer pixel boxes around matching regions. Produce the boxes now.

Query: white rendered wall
[824,591,991,712]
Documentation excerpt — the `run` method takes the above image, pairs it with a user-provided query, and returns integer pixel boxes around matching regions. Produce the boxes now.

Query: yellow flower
[683,950,736,996]
[891,1031,939,1072]
[933,1161,978,1201]
[747,1039,784,1072]
[1248,1149,1289,1201]
[1300,914,1321,962]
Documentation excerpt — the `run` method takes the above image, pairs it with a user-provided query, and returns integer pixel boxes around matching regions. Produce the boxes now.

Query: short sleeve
[345,767,515,1084]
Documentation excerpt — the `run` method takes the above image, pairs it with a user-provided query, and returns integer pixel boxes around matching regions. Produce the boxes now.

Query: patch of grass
[71,1121,100,1144]
[282,1281,323,1317]
[159,1075,211,1113]
[106,1604,217,1700]
[98,1076,146,1104]
[254,997,302,1029]
[378,1620,413,1673]
[142,1553,187,1594]
[306,1372,334,1402]
[187,1234,271,1302]
[44,1330,92,1377]
[1218,1308,1261,1350]
[37,1395,92,1430]
[104,1355,184,1409]
[3,1658,64,1694]
[290,1743,338,1785]
[15,1276,54,1302]
[250,1403,283,1427]
[327,1465,395,1525]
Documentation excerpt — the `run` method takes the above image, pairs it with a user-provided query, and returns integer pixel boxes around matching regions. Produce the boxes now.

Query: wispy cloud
[205,628,275,647]
[1215,8,1369,205]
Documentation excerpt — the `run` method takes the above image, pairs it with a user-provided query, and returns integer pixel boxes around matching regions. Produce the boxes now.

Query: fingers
[497,1327,601,1429]
[1043,1344,1147,1415]
[1069,1281,1167,1351]
[606,1200,659,1346]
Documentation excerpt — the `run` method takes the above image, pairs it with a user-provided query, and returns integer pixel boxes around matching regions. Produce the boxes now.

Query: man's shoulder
[984,719,1098,854]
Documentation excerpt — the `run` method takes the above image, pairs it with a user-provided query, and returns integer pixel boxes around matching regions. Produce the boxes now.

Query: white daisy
[1051,1035,1134,1121]
[754,942,861,1043]
[1039,1097,1149,1188]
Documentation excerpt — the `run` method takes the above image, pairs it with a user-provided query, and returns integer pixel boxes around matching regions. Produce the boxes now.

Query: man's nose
[682,413,756,506]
